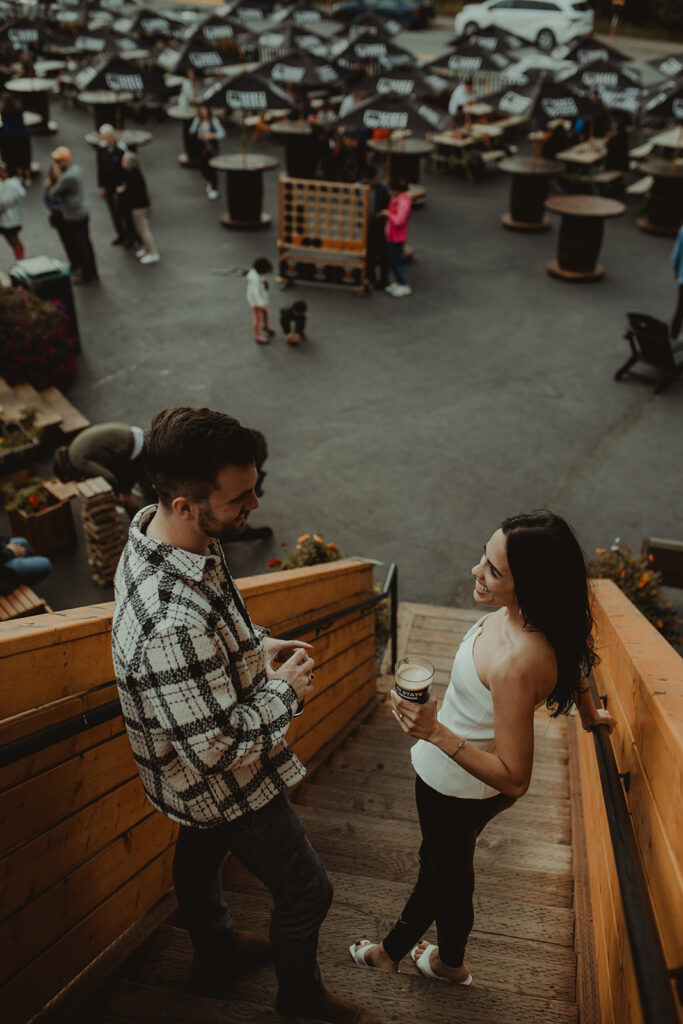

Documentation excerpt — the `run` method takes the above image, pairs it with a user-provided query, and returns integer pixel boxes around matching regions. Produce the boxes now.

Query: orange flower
[29,494,41,507]
[657,620,663,628]
[637,573,650,589]
[297,534,311,543]
[314,535,323,543]
[595,547,606,555]
[326,542,338,552]
[648,554,654,563]
[268,558,282,568]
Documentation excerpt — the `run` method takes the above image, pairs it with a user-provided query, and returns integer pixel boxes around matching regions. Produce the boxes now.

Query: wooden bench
[626,175,653,196]
[0,585,50,622]
[641,537,683,589]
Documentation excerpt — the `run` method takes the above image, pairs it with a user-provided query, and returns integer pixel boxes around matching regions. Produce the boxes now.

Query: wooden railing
[0,559,377,1024]
[574,579,683,1024]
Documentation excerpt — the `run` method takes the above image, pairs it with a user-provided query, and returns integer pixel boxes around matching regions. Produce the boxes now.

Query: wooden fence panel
[0,560,377,1024]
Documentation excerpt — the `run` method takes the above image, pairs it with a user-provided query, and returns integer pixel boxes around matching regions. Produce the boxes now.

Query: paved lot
[3,23,682,614]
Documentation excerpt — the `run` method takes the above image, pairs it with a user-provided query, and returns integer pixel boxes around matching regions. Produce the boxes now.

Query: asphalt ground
[2,20,682,615]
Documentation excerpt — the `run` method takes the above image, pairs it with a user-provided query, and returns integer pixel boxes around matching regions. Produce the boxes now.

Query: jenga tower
[76,477,127,586]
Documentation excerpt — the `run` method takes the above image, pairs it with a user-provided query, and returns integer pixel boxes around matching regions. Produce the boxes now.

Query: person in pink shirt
[379,177,412,298]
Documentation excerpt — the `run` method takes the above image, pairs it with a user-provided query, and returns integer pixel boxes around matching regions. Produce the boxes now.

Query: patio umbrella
[330,30,413,70]
[256,50,341,91]
[649,53,683,81]
[0,18,46,49]
[641,78,683,123]
[355,66,449,100]
[554,35,629,65]
[156,39,226,75]
[218,69,296,161]
[557,59,640,94]
[597,87,641,116]
[114,8,176,42]
[184,13,258,63]
[428,43,512,77]
[448,25,526,53]
[482,77,598,123]
[229,1,277,23]
[272,2,333,27]
[74,54,155,93]
[258,23,329,60]
[342,12,402,39]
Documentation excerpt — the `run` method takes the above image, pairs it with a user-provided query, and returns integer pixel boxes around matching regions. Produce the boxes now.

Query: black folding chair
[615,312,683,394]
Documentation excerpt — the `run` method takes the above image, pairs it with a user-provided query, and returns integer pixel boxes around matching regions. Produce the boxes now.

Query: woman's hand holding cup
[390,689,440,742]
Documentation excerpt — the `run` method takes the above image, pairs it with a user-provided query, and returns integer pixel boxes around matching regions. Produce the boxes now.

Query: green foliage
[587,542,680,645]
[3,477,59,516]
[268,532,343,570]
[0,287,78,390]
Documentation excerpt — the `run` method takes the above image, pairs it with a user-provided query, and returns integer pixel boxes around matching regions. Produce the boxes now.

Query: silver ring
[399,713,404,720]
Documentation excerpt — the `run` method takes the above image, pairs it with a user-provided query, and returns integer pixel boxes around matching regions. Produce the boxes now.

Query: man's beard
[197,504,246,541]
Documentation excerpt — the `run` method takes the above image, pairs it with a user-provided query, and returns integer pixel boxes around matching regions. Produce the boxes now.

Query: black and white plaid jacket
[112,507,305,827]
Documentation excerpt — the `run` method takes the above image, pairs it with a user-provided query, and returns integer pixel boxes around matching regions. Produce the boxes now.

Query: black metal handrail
[0,563,397,770]
[586,672,681,1022]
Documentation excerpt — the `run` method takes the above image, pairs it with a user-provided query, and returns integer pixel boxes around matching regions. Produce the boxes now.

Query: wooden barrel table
[499,155,564,232]
[167,105,200,167]
[544,194,626,281]
[78,91,134,131]
[209,152,280,229]
[4,78,57,132]
[270,120,318,179]
[84,129,153,152]
[636,157,683,237]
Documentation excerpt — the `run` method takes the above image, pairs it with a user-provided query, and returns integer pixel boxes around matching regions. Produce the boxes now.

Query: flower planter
[0,426,40,476]
[8,500,76,555]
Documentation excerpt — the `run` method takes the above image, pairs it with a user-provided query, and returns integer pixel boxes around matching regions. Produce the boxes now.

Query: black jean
[382,776,514,968]
[172,792,332,1011]
[671,283,683,340]
[62,216,98,281]
[366,225,389,287]
[198,149,218,190]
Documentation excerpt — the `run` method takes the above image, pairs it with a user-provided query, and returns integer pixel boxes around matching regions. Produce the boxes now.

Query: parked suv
[454,0,594,52]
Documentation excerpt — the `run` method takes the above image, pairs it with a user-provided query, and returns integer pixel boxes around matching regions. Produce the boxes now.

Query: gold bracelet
[450,739,467,760]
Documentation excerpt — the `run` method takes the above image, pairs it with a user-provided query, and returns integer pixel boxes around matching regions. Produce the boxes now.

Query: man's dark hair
[144,407,257,507]
[291,300,307,313]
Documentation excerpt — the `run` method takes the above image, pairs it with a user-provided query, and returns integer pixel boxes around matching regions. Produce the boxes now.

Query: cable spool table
[367,137,433,206]
[270,120,318,179]
[4,78,58,132]
[636,157,683,237]
[209,153,280,229]
[78,91,134,131]
[544,194,626,281]
[84,129,153,152]
[499,155,565,232]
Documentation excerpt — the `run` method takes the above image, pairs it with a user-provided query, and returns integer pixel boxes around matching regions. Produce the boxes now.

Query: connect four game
[278,177,370,293]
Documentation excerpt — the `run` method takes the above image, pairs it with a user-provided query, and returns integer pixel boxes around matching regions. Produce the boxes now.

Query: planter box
[0,426,40,476]
[8,500,76,555]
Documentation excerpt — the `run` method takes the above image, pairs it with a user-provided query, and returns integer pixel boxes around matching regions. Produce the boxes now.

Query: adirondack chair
[615,312,683,394]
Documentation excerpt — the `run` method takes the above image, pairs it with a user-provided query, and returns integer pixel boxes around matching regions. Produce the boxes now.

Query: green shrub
[588,542,680,645]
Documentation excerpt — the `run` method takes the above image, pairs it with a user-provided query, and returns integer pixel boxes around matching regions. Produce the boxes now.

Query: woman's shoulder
[489,615,556,692]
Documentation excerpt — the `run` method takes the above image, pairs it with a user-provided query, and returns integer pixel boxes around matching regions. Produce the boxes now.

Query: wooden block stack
[76,477,126,586]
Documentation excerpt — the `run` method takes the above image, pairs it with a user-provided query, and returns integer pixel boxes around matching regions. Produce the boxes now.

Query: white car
[454,0,594,53]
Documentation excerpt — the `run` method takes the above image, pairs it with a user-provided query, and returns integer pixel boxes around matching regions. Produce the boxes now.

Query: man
[48,145,98,284]
[95,123,128,245]
[112,407,379,1024]
[362,164,389,291]
[52,422,153,515]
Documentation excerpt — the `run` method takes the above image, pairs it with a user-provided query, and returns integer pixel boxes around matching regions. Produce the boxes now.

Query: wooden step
[0,585,50,622]
[8,382,63,430]
[344,729,569,766]
[133,925,578,1024]
[37,386,90,435]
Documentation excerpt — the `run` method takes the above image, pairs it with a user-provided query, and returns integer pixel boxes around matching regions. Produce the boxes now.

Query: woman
[0,93,31,186]
[379,177,412,298]
[117,151,159,264]
[188,105,225,200]
[350,511,614,985]
[0,158,25,260]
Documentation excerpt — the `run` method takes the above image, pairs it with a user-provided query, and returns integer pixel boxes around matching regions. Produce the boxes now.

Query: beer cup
[394,656,434,704]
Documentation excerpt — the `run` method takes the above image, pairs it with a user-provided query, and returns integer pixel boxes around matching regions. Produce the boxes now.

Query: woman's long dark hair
[501,510,598,717]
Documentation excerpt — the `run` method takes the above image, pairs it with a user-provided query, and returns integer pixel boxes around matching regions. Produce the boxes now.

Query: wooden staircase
[0,378,89,437]
[69,605,582,1024]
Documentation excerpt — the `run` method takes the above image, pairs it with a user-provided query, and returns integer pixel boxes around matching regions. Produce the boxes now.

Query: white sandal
[349,939,377,966]
[410,943,473,986]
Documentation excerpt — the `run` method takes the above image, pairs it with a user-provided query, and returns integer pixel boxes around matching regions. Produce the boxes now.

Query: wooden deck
[72,604,582,1024]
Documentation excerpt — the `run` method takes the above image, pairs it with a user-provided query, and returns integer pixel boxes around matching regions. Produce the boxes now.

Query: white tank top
[411,615,500,800]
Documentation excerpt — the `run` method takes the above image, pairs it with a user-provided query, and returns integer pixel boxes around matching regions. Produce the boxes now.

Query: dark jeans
[198,150,218,190]
[279,309,306,336]
[104,187,125,239]
[366,225,389,287]
[172,792,332,1011]
[387,241,406,286]
[382,776,514,968]
[671,283,683,340]
[50,209,80,270]
[62,216,98,281]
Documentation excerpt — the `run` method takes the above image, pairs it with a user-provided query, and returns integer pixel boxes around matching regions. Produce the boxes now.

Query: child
[279,300,308,345]
[246,257,275,344]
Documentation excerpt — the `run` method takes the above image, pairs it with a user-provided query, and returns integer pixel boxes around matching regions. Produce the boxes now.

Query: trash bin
[10,255,81,353]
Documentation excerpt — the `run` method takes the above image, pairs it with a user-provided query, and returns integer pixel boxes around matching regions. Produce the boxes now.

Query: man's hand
[6,542,27,558]
[262,637,313,664]
[266,647,315,704]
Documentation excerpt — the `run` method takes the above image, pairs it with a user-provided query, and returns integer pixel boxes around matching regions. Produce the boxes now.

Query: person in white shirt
[188,105,226,200]
[246,256,276,345]
[0,159,26,260]
[349,511,615,987]
[178,68,201,108]
[338,90,363,120]
[448,78,473,118]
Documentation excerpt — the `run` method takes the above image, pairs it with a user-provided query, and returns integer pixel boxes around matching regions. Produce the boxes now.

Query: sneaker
[207,188,219,200]
[135,248,146,258]
[385,283,400,295]
[255,335,269,344]
[263,326,276,337]
[393,284,412,297]
[140,253,160,264]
